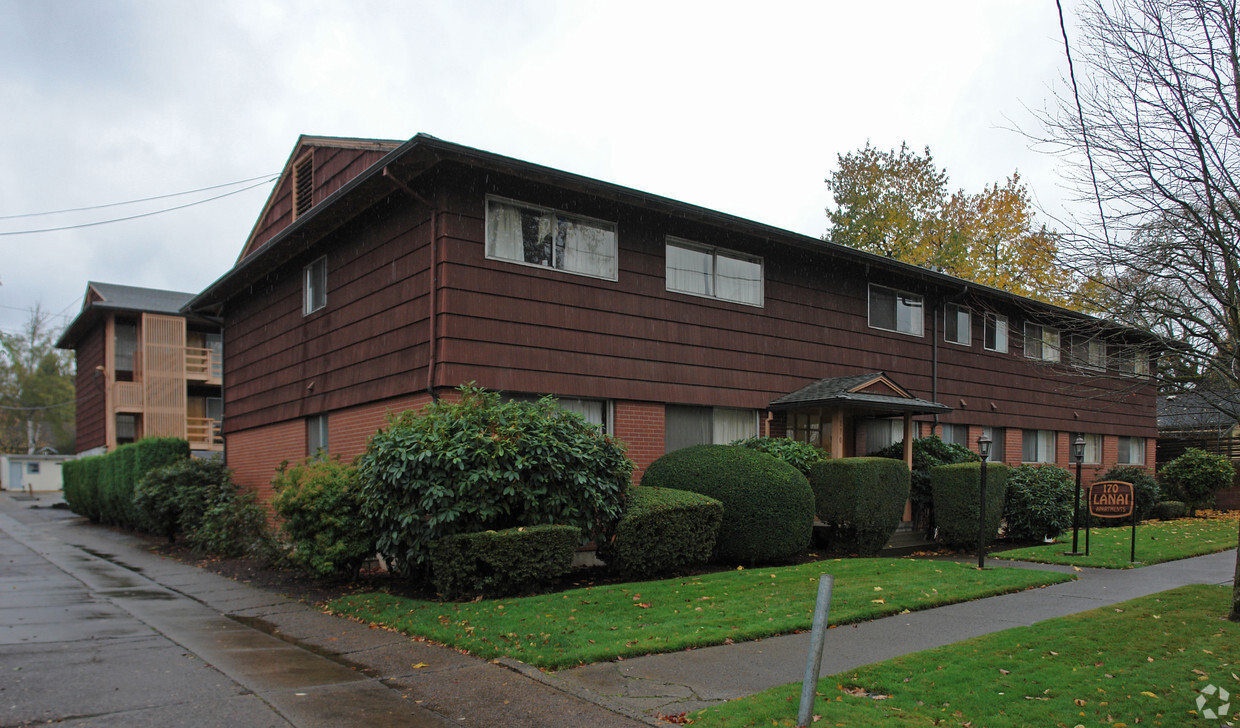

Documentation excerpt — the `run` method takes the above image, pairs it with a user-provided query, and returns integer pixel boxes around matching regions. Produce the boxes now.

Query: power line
[0,173,280,220]
[0,177,277,236]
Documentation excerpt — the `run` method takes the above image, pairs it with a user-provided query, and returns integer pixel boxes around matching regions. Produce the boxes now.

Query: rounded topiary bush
[1153,500,1188,520]
[597,485,724,577]
[872,436,980,532]
[356,386,632,578]
[427,525,581,598]
[930,462,1009,548]
[640,444,813,564]
[809,457,910,555]
[1003,464,1074,542]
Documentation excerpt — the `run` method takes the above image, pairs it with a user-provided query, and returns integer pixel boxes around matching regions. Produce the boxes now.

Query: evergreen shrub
[1153,501,1188,520]
[271,458,376,578]
[872,436,980,531]
[427,525,580,598]
[731,436,828,476]
[640,444,814,564]
[356,386,632,578]
[1158,448,1234,515]
[809,457,909,555]
[597,485,723,577]
[137,457,271,557]
[930,461,1009,548]
[1002,464,1074,542]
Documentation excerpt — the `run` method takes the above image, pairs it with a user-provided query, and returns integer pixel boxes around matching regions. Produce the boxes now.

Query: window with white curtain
[501,394,610,433]
[981,426,1006,463]
[939,423,969,446]
[1022,429,1056,463]
[1023,323,1061,362]
[1117,436,1145,465]
[307,414,329,457]
[486,196,617,280]
[944,304,971,346]
[664,405,758,453]
[868,284,924,336]
[1068,336,1106,370]
[665,238,763,306]
[863,418,906,454]
[1070,432,1102,464]
[984,313,1008,353]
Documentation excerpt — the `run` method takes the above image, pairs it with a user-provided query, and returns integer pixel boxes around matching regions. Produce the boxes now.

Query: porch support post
[831,408,845,459]
[903,412,914,470]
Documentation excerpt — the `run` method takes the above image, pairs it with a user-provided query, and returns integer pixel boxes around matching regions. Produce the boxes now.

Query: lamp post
[1068,436,1085,556]
[977,434,992,569]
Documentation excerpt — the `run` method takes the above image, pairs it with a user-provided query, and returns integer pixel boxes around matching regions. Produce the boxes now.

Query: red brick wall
[328,393,434,459]
[226,420,305,502]
[614,401,664,482]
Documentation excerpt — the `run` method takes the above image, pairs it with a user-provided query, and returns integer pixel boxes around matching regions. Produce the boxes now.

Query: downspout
[383,168,440,401]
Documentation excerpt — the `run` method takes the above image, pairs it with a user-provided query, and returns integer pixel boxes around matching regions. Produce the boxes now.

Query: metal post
[977,457,989,569]
[797,574,835,728]
[1085,484,1091,556]
[1070,455,1083,554]
[1130,505,1138,563]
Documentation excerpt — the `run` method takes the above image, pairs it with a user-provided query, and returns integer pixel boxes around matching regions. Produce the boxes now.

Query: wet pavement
[0,495,647,728]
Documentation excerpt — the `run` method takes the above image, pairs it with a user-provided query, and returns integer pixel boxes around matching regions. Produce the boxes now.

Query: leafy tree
[825,146,1073,306]
[1157,448,1234,516]
[0,306,74,453]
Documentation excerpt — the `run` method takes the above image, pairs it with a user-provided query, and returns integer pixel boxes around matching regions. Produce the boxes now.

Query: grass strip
[326,558,1071,670]
[997,513,1238,569]
[691,584,1239,727]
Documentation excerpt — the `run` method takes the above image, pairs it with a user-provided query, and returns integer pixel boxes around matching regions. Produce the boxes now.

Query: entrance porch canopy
[768,372,951,469]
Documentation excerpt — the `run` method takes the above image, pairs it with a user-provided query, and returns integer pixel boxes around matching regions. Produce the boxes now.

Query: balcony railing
[113,381,144,412]
[186,417,224,451]
[185,347,222,384]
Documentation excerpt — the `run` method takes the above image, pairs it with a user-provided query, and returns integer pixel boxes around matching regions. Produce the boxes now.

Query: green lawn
[997,514,1239,569]
[691,584,1239,727]
[326,558,1072,670]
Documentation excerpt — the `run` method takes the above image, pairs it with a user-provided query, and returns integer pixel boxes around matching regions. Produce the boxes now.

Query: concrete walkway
[553,548,1237,718]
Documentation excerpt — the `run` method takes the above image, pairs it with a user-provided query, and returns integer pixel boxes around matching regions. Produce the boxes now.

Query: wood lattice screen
[141,313,187,439]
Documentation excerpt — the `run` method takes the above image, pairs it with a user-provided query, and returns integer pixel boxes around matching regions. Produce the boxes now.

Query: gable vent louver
[293,153,314,219]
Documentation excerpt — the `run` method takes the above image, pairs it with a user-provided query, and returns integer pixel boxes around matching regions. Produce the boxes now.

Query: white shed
[0,454,72,493]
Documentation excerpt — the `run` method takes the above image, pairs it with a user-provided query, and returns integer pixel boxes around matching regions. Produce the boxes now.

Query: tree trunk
[1231,517,1239,622]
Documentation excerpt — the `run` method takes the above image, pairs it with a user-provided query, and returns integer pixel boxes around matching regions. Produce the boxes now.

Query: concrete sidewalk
[553,548,1237,718]
[0,495,647,728]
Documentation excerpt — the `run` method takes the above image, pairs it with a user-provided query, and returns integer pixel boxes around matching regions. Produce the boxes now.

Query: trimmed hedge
[809,457,910,555]
[271,458,376,579]
[1153,500,1188,520]
[1003,464,1074,542]
[872,436,980,531]
[65,438,191,532]
[597,485,723,577]
[641,445,814,564]
[427,525,580,598]
[931,462,1010,548]
[63,455,104,522]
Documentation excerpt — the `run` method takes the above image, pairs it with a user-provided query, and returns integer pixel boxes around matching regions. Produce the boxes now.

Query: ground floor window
[1070,432,1102,464]
[862,418,905,454]
[938,423,969,447]
[116,414,137,445]
[307,414,328,456]
[1022,429,1056,463]
[981,426,1006,463]
[787,411,831,448]
[664,405,758,452]
[1117,436,1145,466]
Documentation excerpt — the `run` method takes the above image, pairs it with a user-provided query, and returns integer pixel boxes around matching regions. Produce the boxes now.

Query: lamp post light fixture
[977,433,992,569]
[1068,435,1086,556]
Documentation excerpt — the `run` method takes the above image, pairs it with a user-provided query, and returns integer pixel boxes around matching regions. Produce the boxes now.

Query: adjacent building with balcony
[56,282,223,456]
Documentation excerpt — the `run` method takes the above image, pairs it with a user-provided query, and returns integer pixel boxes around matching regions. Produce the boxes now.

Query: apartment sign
[1089,481,1134,518]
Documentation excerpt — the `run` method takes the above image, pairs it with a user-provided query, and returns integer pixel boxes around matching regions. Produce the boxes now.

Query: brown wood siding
[73,324,106,452]
[221,161,1155,446]
[243,146,395,260]
[222,197,433,433]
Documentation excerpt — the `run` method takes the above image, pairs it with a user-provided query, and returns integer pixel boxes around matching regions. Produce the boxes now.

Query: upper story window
[868,284,924,336]
[304,256,327,315]
[1068,336,1106,370]
[485,196,618,280]
[1024,322,1061,362]
[984,313,1008,353]
[1112,346,1151,376]
[665,237,763,307]
[944,303,971,346]
[114,319,138,371]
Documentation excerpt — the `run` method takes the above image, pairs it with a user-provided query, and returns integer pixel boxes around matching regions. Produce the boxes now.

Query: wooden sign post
[1088,480,1138,563]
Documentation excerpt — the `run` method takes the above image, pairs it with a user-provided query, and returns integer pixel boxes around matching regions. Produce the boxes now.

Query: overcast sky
[0,1,1088,340]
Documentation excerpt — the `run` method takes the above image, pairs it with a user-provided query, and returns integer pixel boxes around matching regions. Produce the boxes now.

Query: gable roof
[55,281,201,349]
[768,372,951,415]
[183,133,1162,349]
[1157,391,1240,433]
